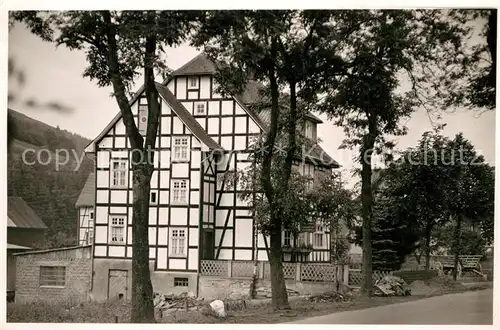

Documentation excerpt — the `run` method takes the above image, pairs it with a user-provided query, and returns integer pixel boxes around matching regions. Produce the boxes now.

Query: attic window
[304,121,313,139]
[189,77,198,89]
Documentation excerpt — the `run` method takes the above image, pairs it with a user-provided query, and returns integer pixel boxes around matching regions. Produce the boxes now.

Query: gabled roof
[7,243,31,250]
[8,197,47,229]
[75,172,95,208]
[156,84,223,151]
[171,53,218,76]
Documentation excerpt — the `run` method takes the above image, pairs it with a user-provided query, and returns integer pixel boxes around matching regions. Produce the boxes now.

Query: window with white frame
[195,102,206,115]
[284,230,292,247]
[109,216,126,244]
[111,160,127,187]
[172,137,189,162]
[304,121,313,139]
[313,223,325,248]
[39,266,66,287]
[172,180,188,204]
[171,229,186,256]
[189,76,198,88]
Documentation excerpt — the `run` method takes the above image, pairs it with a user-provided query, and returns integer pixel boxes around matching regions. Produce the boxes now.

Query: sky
[7,20,496,187]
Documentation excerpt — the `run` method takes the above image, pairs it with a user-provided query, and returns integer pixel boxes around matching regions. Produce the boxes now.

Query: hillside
[7,108,94,249]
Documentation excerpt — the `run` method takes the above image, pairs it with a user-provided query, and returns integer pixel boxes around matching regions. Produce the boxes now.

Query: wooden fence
[200,260,349,284]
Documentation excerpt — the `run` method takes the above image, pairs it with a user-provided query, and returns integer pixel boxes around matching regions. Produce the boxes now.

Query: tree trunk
[424,222,432,271]
[452,214,462,281]
[130,163,155,322]
[269,219,290,310]
[360,133,375,297]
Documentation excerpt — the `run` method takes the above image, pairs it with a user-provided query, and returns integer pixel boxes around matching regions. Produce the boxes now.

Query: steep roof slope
[75,172,96,208]
[8,197,47,229]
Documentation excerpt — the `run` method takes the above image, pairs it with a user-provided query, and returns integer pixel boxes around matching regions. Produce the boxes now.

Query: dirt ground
[7,282,491,324]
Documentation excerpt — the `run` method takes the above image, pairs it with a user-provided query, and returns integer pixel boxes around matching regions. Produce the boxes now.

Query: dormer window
[305,121,313,139]
[189,76,198,89]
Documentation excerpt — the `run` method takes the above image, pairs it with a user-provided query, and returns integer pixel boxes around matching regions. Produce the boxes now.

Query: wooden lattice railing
[348,268,393,287]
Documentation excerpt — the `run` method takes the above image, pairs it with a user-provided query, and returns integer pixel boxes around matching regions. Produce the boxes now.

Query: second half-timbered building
[81,54,341,301]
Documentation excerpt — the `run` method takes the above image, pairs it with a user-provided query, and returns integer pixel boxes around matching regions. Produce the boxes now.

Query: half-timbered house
[82,54,341,301]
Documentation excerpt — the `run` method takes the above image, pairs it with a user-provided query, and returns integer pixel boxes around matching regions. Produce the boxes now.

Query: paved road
[288,289,494,325]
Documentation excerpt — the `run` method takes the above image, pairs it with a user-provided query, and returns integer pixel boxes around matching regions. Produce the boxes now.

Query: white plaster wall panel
[97,151,110,168]
[218,249,232,260]
[128,207,133,224]
[111,151,128,158]
[162,100,172,115]
[96,190,109,204]
[195,118,206,130]
[170,208,188,226]
[215,210,228,227]
[188,91,198,100]
[98,137,113,148]
[95,226,107,244]
[127,247,133,258]
[127,228,132,245]
[149,207,157,225]
[160,137,170,149]
[158,227,168,245]
[149,227,157,245]
[189,228,198,246]
[257,233,268,248]
[128,191,133,203]
[189,208,199,226]
[221,100,233,115]
[229,153,236,169]
[171,163,189,178]
[94,246,107,257]
[188,249,199,270]
[149,248,156,259]
[236,161,250,172]
[208,205,215,223]
[212,80,222,99]
[235,250,252,260]
[177,77,187,99]
[221,117,233,134]
[208,118,219,135]
[95,206,108,224]
[157,248,168,269]
[191,151,201,168]
[200,76,210,99]
[79,228,87,240]
[190,171,200,189]
[115,137,126,148]
[235,103,246,115]
[235,217,253,247]
[159,151,171,169]
[110,206,127,215]
[248,119,260,134]
[221,136,232,150]
[257,250,269,261]
[219,193,233,207]
[159,170,170,189]
[110,190,127,204]
[234,136,246,151]
[115,118,126,135]
[96,170,109,188]
[216,154,230,172]
[236,196,248,207]
[167,79,175,94]
[109,246,125,257]
[238,152,250,161]
[161,117,171,134]
[234,116,247,134]
[190,191,200,205]
[159,190,169,205]
[192,137,201,149]
[208,101,220,115]
[151,170,158,189]
[235,209,252,217]
[169,258,187,270]
[158,207,169,225]
[181,102,193,114]
[172,117,184,134]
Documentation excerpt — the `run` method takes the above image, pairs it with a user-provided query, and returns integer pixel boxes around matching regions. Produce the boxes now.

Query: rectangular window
[138,105,148,135]
[111,160,127,187]
[171,229,186,256]
[172,137,189,162]
[284,230,292,246]
[172,180,188,204]
[89,211,94,220]
[305,121,313,139]
[189,76,198,88]
[150,191,157,205]
[39,266,66,287]
[174,277,189,287]
[314,223,325,248]
[195,102,206,115]
[109,216,126,244]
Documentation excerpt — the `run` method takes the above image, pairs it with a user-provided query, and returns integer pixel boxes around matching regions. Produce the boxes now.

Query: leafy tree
[192,10,351,309]
[11,10,200,322]
[306,9,473,295]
